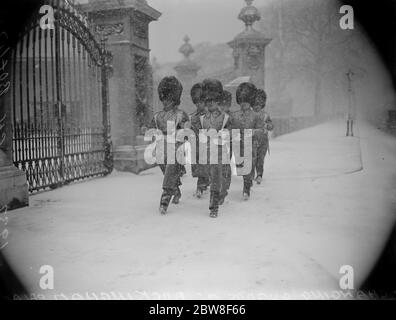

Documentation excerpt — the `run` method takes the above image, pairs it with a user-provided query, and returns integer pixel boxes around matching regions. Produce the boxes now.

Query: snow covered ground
[3,120,396,300]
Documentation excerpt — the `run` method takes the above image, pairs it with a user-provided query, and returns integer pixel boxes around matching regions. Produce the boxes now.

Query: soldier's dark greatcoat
[231,108,265,192]
[149,108,189,201]
[190,110,210,192]
[192,107,233,215]
[253,109,273,179]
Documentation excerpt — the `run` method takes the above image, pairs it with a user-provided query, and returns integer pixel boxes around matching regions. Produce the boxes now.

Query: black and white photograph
[1,0,396,307]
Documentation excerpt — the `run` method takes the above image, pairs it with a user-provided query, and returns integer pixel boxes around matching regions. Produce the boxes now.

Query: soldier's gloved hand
[219,129,230,143]
[244,129,254,139]
[198,131,207,143]
[167,128,176,140]
[214,130,230,146]
[232,131,242,142]
[253,128,266,137]
[184,121,192,130]
[256,127,268,136]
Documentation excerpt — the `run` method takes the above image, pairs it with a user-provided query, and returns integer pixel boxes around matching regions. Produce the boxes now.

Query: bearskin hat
[202,79,224,103]
[236,82,257,106]
[158,76,183,106]
[221,90,233,107]
[255,89,267,107]
[190,83,204,105]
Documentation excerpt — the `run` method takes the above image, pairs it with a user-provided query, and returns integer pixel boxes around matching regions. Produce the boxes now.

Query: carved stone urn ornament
[238,0,261,30]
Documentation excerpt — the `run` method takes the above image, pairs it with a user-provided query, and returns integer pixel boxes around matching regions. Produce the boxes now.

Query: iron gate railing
[11,0,113,192]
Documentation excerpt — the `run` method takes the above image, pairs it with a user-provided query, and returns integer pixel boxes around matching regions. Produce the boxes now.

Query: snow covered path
[3,120,396,299]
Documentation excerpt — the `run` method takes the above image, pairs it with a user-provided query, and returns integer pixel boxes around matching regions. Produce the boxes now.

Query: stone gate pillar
[228,0,271,89]
[83,0,161,174]
[0,12,29,210]
[174,35,200,114]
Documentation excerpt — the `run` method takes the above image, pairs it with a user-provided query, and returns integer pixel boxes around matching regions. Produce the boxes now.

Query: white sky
[148,0,266,63]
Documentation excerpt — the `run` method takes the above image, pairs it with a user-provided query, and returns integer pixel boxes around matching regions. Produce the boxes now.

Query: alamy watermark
[339,264,354,290]
[144,122,255,175]
[8,263,394,300]
[339,5,354,30]
[39,265,55,290]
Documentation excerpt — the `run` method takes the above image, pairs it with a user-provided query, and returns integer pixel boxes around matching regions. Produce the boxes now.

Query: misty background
[80,0,395,127]
[151,0,394,125]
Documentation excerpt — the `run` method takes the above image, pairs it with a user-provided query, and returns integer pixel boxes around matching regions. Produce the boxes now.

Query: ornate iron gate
[11,0,113,192]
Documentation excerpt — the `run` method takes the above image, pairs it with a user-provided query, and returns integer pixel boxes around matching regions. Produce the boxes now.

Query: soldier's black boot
[172,187,182,204]
[195,186,203,199]
[243,181,251,201]
[159,189,172,215]
[209,191,220,218]
[218,191,228,206]
[197,177,209,197]
[218,195,224,206]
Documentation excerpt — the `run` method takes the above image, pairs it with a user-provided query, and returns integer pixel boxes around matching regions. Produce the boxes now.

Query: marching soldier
[219,90,233,205]
[145,76,189,215]
[252,89,274,184]
[189,83,210,198]
[232,82,265,200]
[192,79,233,218]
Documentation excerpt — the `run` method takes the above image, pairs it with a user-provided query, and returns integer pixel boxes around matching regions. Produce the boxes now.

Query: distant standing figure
[252,89,274,184]
[346,70,356,137]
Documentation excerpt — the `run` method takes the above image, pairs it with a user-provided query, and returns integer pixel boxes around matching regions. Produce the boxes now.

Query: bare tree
[260,0,361,117]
